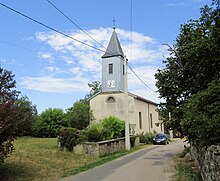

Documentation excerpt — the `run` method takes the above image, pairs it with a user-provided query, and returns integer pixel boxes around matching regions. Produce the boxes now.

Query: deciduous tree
[0,67,19,163]
[155,3,220,134]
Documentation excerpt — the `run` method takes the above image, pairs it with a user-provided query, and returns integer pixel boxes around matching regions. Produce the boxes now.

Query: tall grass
[0,137,96,181]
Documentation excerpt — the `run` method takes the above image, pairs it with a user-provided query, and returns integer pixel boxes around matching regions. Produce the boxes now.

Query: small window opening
[109,63,113,74]
[106,96,116,103]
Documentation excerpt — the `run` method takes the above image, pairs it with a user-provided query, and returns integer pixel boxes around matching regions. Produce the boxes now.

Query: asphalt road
[61,139,184,181]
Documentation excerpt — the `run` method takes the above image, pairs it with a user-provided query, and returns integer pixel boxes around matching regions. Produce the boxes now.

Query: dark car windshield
[156,134,166,139]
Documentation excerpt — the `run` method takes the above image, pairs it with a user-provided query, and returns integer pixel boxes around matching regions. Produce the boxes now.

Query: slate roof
[101,29,125,58]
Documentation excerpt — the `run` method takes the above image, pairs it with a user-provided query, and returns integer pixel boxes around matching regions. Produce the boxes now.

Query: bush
[101,116,125,140]
[58,127,85,151]
[84,122,103,142]
[84,116,125,142]
[32,108,67,138]
[139,132,156,144]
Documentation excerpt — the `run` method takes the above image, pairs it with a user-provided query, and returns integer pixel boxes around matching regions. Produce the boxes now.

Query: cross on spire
[112,16,116,29]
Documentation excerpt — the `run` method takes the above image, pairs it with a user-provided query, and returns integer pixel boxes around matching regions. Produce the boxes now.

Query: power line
[0,2,156,94]
[0,40,36,52]
[127,64,156,94]
[45,0,112,54]
[0,2,106,54]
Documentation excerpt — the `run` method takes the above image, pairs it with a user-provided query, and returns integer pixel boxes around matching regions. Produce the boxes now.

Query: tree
[155,4,220,133]
[66,99,93,130]
[32,108,67,137]
[0,67,19,163]
[85,81,101,100]
[181,81,220,146]
[14,95,38,136]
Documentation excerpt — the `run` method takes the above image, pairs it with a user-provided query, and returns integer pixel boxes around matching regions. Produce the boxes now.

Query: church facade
[90,29,164,135]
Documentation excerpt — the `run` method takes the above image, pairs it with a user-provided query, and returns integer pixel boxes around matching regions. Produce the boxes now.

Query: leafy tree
[14,95,38,136]
[66,99,92,130]
[32,108,66,137]
[181,81,220,146]
[155,4,220,133]
[85,81,101,100]
[0,67,19,163]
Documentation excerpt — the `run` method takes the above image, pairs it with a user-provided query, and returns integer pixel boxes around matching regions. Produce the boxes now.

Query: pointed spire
[101,29,124,58]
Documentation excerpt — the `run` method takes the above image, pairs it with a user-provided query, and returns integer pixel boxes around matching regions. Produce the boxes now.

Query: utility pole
[124,55,130,150]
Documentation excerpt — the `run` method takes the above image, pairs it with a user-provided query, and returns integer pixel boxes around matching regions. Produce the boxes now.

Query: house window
[123,65,125,75]
[150,113,153,128]
[161,123,163,132]
[106,96,116,103]
[139,112,142,129]
[109,63,113,74]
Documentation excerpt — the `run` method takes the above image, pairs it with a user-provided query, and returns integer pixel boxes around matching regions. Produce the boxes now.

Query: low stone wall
[74,136,139,158]
[191,144,220,181]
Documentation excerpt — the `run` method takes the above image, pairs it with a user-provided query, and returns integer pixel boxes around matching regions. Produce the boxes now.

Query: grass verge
[175,147,202,181]
[0,137,149,181]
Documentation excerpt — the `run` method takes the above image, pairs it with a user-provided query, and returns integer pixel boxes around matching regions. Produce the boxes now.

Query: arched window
[106,96,116,103]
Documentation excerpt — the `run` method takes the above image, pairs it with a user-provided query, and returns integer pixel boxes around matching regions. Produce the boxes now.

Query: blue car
[153,134,169,145]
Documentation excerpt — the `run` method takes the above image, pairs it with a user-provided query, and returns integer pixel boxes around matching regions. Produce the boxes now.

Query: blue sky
[0,0,211,113]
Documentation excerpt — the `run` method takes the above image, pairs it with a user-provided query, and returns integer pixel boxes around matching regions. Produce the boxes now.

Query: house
[90,28,164,135]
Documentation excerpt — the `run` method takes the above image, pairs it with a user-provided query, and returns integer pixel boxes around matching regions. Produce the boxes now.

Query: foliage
[139,132,156,144]
[14,95,38,136]
[101,116,125,140]
[0,67,19,163]
[85,116,125,142]
[181,81,220,146]
[58,127,84,151]
[155,4,220,134]
[66,99,93,130]
[32,108,67,137]
[85,81,101,100]
[85,122,103,142]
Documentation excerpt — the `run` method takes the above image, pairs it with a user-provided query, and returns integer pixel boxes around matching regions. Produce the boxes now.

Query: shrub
[101,116,125,140]
[32,108,67,138]
[84,122,103,142]
[84,116,125,142]
[58,127,84,151]
[139,132,156,144]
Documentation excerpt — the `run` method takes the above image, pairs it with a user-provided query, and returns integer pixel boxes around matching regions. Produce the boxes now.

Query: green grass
[0,137,149,181]
[175,148,202,181]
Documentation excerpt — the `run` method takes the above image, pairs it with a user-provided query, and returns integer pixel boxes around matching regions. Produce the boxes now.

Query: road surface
[61,139,184,181]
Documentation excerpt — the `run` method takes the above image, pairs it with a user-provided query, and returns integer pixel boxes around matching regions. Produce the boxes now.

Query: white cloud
[24,27,167,96]
[20,76,88,93]
[38,52,54,61]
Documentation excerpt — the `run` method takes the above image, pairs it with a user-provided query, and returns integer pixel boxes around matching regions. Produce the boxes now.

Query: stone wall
[74,137,139,158]
[191,144,220,181]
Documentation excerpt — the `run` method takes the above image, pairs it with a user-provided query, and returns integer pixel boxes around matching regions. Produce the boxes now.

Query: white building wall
[90,92,164,134]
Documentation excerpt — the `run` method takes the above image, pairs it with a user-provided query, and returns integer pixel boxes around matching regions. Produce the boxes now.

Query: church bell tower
[101,29,125,93]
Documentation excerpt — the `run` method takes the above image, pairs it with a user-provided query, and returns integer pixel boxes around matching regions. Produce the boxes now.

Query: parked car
[153,134,169,145]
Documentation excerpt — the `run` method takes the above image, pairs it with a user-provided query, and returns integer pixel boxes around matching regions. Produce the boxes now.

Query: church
[90,29,164,135]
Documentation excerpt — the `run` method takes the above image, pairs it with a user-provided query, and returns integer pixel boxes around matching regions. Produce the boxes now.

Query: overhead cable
[0,2,106,54]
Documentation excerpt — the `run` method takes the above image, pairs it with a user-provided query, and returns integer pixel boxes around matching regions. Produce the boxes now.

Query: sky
[0,0,212,113]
